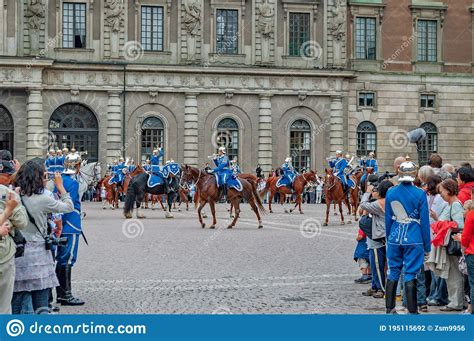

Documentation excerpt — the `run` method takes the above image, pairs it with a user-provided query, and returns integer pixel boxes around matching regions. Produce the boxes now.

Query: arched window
[216,118,239,162]
[418,122,438,166]
[141,116,165,162]
[0,105,14,154]
[290,119,311,172]
[49,103,99,161]
[356,121,377,157]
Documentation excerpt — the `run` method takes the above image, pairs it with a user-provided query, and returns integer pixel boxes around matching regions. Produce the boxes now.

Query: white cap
[285,157,291,163]
[336,150,343,155]
[218,146,226,153]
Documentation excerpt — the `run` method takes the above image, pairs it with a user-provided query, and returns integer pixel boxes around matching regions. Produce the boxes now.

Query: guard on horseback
[56,149,65,173]
[230,159,241,175]
[360,151,379,190]
[327,150,355,192]
[45,148,57,176]
[276,157,297,189]
[208,147,242,192]
[109,159,126,186]
[147,149,171,193]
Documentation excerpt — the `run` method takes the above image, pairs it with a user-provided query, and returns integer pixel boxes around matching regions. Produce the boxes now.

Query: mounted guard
[208,147,242,192]
[45,148,57,176]
[327,150,355,191]
[56,149,65,173]
[230,159,241,175]
[276,157,297,189]
[360,151,378,190]
[147,149,171,193]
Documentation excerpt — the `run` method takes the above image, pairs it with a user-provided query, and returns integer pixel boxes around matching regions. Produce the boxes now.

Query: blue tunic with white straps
[277,163,297,188]
[211,155,242,191]
[329,157,355,189]
[150,149,164,166]
[384,182,431,282]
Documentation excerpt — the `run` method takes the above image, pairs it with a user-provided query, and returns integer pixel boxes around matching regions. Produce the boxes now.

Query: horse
[259,170,318,214]
[102,165,142,210]
[123,171,181,219]
[181,165,265,229]
[323,168,362,226]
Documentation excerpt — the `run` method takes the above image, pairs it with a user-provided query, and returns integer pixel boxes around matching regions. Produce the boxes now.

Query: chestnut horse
[181,165,265,229]
[102,165,144,209]
[323,168,362,226]
[260,170,318,214]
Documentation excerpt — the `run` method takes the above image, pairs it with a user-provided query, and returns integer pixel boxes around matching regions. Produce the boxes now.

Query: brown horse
[260,170,318,214]
[323,168,362,226]
[102,165,144,209]
[181,165,265,229]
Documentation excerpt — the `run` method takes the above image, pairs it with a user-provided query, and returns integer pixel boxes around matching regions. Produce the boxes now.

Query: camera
[378,171,397,182]
[44,234,68,250]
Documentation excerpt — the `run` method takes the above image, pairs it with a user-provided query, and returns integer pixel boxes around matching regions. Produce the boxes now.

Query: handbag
[9,230,26,258]
[446,202,462,257]
[358,214,373,240]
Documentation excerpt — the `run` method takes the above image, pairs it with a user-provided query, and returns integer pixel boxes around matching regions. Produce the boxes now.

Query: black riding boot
[59,265,85,306]
[405,279,418,314]
[55,265,67,303]
[385,279,398,314]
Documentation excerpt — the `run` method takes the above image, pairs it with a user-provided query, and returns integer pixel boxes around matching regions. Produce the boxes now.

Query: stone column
[183,92,199,166]
[329,96,344,154]
[26,88,44,159]
[107,90,122,162]
[258,94,273,173]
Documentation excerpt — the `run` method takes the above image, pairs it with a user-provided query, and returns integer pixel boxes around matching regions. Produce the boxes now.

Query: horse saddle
[108,175,122,185]
[147,174,165,188]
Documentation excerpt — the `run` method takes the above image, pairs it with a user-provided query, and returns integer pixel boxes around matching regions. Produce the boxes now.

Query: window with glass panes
[141,117,165,163]
[417,122,438,166]
[417,20,437,62]
[216,118,239,162]
[62,3,86,48]
[355,17,376,60]
[420,94,436,108]
[141,6,164,51]
[290,120,311,172]
[289,13,310,56]
[358,92,375,107]
[216,9,239,54]
[0,105,14,154]
[356,121,377,157]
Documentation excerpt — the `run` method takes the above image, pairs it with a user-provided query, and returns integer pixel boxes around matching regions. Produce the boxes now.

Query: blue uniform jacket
[150,149,164,165]
[60,174,82,234]
[212,155,230,173]
[329,157,347,176]
[360,158,378,173]
[45,156,56,172]
[384,183,431,252]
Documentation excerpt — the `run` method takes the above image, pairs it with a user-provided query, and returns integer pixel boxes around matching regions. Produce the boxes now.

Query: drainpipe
[122,64,127,158]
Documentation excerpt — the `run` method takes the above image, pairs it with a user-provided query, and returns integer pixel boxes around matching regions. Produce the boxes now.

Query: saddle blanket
[276,176,294,189]
[214,174,243,192]
[108,175,123,185]
[147,174,165,188]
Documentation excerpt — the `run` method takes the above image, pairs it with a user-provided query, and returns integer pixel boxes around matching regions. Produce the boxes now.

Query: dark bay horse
[181,165,265,229]
[260,171,318,214]
[123,172,180,219]
[323,168,362,226]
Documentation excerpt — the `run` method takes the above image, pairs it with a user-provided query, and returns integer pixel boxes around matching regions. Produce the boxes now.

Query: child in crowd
[354,228,371,284]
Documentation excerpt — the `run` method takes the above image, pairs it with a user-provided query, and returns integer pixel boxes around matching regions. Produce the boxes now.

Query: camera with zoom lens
[44,235,68,250]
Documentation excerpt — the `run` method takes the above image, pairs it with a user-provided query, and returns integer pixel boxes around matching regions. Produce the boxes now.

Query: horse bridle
[78,163,100,188]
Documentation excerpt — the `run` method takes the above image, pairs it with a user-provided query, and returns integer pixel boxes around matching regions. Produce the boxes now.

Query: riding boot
[385,279,398,314]
[405,279,418,314]
[55,265,67,303]
[59,265,85,306]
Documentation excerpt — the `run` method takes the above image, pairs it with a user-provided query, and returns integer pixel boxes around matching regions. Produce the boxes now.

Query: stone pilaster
[258,93,273,173]
[329,96,344,154]
[107,90,122,162]
[183,92,199,166]
[26,88,44,159]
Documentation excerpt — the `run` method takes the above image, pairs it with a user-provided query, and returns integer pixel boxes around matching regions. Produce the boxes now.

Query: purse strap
[20,196,47,240]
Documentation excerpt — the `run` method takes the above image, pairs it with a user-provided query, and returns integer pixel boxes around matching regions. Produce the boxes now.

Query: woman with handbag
[430,179,465,312]
[12,159,74,314]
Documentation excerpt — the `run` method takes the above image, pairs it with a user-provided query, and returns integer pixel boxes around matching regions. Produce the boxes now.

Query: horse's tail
[250,179,266,214]
[124,178,137,216]
[259,178,271,199]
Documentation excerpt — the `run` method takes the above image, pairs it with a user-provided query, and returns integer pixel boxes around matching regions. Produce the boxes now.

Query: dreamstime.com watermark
[5,319,146,337]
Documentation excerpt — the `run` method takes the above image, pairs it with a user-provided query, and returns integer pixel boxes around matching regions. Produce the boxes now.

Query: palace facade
[0,0,473,173]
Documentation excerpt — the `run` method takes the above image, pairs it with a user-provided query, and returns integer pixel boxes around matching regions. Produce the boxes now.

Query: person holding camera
[55,153,85,306]
[359,176,393,298]
[12,159,73,314]
[0,186,28,314]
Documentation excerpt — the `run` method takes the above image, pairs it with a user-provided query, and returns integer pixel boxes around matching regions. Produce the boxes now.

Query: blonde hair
[418,165,434,183]
[463,200,473,211]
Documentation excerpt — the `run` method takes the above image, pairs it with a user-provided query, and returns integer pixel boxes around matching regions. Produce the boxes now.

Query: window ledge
[409,1,448,10]
[351,59,383,71]
[143,50,172,56]
[54,48,95,53]
[412,61,443,73]
[348,0,385,8]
